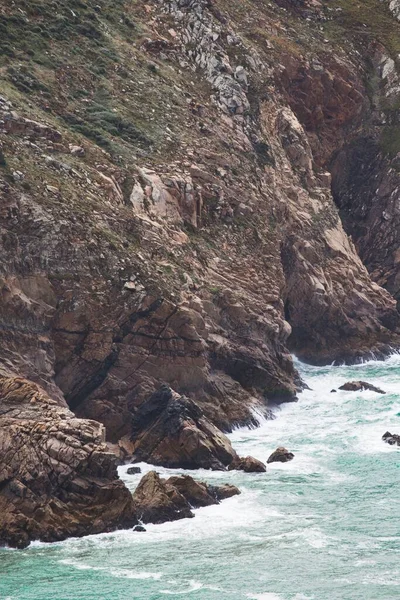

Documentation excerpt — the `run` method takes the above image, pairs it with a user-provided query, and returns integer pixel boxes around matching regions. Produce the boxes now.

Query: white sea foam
[246,594,283,600]
[160,580,204,594]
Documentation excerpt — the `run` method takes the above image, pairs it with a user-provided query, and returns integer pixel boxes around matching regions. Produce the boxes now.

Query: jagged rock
[130,386,238,470]
[338,381,386,394]
[1,0,400,549]
[0,375,137,549]
[228,456,266,473]
[382,431,400,446]
[127,466,142,475]
[132,471,194,524]
[165,474,240,508]
[132,471,240,524]
[267,447,295,464]
[211,483,241,501]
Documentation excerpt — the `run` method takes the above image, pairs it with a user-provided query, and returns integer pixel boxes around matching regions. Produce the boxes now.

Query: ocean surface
[1,357,400,600]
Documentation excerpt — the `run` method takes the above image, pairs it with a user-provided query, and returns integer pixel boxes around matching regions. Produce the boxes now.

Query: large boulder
[132,471,194,524]
[130,386,238,470]
[228,456,266,473]
[165,474,240,507]
[382,431,400,446]
[0,375,137,549]
[338,381,386,394]
[267,447,295,464]
[132,471,240,524]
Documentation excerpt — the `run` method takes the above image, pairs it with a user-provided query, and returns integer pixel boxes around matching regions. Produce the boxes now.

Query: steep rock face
[130,385,248,470]
[0,0,400,541]
[0,374,137,549]
[275,3,400,317]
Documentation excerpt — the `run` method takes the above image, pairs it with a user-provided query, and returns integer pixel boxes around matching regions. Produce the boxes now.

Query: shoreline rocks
[132,471,240,525]
[338,381,386,394]
[130,386,264,471]
[0,375,137,549]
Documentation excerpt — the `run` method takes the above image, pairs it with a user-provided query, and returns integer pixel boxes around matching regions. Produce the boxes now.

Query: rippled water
[1,357,400,599]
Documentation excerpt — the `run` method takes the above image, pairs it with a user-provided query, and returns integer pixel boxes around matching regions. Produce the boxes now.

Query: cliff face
[1,0,400,545]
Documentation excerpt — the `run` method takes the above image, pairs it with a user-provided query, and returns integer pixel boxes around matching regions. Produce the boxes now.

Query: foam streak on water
[1,357,400,599]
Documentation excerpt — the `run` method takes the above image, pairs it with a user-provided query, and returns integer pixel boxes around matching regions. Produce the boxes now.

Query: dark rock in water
[267,447,295,464]
[132,471,194,524]
[130,385,238,470]
[133,525,146,532]
[165,475,240,508]
[228,455,266,473]
[210,483,241,501]
[338,381,386,394]
[132,471,240,524]
[331,389,337,393]
[382,431,400,446]
[127,466,142,475]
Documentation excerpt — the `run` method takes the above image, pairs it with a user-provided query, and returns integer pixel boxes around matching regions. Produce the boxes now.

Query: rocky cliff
[1,0,400,546]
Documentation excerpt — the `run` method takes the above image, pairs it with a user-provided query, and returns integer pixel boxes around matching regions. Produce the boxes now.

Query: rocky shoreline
[2,0,400,549]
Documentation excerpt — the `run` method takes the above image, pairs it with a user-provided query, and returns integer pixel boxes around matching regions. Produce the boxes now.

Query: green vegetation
[381,126,400,158]
[325,0,400,57]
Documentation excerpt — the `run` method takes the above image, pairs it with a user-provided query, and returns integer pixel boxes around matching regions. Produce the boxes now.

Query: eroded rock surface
[1,0,400,547]
[0,375,137,549]
[130,385,263,470]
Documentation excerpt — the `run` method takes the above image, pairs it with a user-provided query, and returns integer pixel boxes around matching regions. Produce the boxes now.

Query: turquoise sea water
[1,357,400,600]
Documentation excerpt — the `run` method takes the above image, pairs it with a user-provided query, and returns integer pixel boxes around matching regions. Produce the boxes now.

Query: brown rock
[165,474,240,507]
[338,381,386,394]
[132,471,194,524]
[0,375,137,549]
[130,385,238,470]
[228,455,266,473]
[267,447,295,464]
[132,471,240,524]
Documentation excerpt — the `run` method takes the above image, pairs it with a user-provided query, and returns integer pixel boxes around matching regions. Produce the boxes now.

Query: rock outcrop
[1,0,400,547]
[130,386,237,470]
[130,385,264,471]
[0,375,137,549]
[267,447,295,464]
[382,431,400,446]
[132,471,240,524]
[338,381,386,394]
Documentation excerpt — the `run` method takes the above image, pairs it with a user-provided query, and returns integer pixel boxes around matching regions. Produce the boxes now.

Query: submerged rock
[130,386,237,470]
[338,381,386,394]
[132,471,240,524]
[382,431,400,446]
[228,455,266,473]
[267,447,295,464]
[133,525,146,532]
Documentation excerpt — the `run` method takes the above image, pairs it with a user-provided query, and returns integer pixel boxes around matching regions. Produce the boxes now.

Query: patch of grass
[324,0,400,57]
[381,126,400,158]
